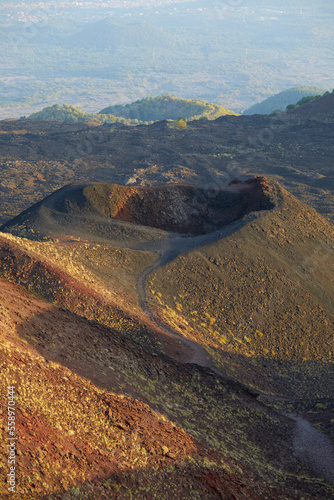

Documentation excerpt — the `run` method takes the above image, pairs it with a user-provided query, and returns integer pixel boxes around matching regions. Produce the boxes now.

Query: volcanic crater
[2,176,277,238]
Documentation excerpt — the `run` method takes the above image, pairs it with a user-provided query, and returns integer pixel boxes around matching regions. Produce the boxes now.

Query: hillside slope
[147,180,334,402]
[0,278,262,499]
[99,95,237,121]
[243,86,326,115]
[286,90,334,119]
[0,242,325,499]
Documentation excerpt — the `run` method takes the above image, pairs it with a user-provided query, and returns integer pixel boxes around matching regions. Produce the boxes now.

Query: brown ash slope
[0,278,263,500]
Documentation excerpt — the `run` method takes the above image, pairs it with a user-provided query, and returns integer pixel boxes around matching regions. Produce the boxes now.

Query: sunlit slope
[99,95,237,121]
[148,183,334,397]
[0,234,166,354]
[0,232,156,313]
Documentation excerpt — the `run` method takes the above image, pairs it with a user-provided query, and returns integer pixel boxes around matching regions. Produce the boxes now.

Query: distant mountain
[243,86,326,115]
[99,95,237,121]
[28,104,135,125]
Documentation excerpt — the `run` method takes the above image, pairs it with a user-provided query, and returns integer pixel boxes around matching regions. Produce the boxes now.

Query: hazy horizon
[0,0,333,118]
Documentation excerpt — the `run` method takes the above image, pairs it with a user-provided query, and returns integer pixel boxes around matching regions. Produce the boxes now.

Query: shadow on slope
[0,278,290,500]
[0,231,333,496]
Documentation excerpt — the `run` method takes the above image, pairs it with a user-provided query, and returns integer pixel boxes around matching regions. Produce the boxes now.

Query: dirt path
[292,416,334,484]
[136,249,212,366]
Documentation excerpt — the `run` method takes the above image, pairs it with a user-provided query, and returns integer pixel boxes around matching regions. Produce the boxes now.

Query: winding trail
[292,416,334,484]
[135,219,334,487]
[137,249,212,366]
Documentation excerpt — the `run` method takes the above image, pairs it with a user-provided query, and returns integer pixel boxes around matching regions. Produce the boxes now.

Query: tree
[174,117,187,129]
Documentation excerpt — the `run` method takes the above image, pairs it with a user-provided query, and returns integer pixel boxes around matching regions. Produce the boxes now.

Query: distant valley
[0,1,333,118]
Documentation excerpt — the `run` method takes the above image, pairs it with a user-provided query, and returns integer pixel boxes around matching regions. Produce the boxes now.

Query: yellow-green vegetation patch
[0,235,162,353]
[0,280,332,498]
